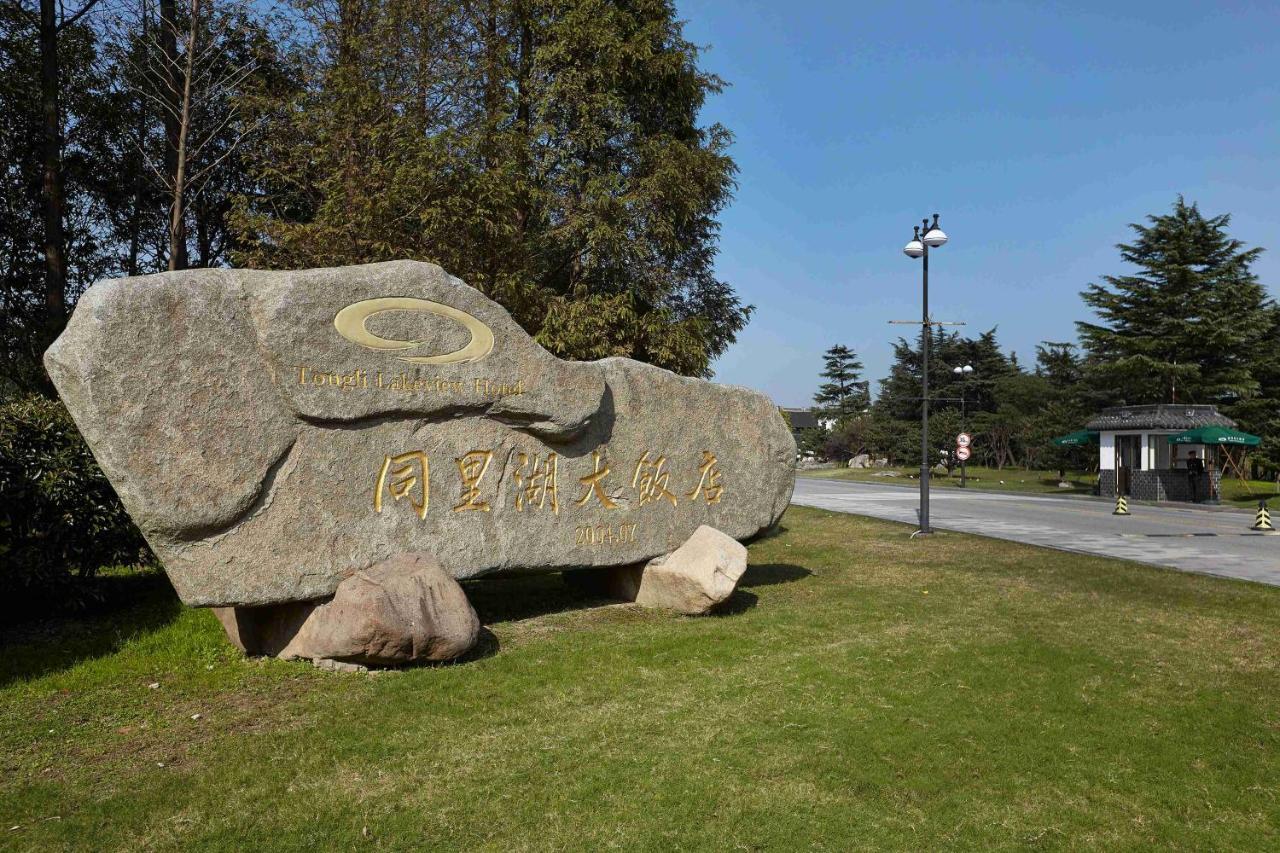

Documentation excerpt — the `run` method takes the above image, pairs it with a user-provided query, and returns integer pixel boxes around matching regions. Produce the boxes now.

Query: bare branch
[57,0,102,33]
[185,114,267,190]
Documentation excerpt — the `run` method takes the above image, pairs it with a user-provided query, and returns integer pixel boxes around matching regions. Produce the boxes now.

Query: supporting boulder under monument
[217,526,748,667]
[216,552,480,666]
[565,525,749,616]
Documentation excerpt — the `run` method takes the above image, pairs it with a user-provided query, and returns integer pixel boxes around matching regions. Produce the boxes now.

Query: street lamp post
[952,363,974,487]
[903,214,948,535]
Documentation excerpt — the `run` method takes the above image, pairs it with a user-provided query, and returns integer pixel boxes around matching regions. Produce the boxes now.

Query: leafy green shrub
[0,396,149,617]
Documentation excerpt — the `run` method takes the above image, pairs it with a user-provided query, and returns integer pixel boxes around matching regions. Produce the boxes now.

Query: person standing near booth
[1186,450,1205,502]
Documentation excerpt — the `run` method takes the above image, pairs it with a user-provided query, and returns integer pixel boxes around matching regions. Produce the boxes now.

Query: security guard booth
[1086,404,1247,503]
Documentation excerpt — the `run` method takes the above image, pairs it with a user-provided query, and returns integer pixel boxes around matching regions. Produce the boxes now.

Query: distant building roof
[780,407,819,430]
[1084,404,1236,432]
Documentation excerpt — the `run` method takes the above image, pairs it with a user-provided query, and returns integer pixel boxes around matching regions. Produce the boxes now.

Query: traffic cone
[1113,494,1130,516]
[1252,501,1275,533]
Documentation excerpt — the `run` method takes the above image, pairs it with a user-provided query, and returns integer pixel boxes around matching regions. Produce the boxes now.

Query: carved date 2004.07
[575,523,638,546]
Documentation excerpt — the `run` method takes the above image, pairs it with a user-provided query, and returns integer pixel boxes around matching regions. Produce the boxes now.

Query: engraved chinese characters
[373,447,725,530]
[514,452,559,514]
[374,452,429,519]
[45,260,795,607]
[633,453,677,507]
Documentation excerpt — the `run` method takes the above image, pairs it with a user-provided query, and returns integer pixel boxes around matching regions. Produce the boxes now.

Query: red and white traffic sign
[956,432,972,448]
[955,445,972,461]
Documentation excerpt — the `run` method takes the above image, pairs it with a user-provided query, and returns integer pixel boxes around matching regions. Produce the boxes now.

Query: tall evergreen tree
[812,344,869,421]
[871,328,1018,465]
[2,4,123,394]
[231,0,747,377]
[1077,197,1273,406]
[876,327,1013,421]
[1035,341,1083,392]
[1229,304,1280,477]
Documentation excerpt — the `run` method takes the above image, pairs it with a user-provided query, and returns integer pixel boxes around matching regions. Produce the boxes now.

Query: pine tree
[1033,341,1090,472]
[1077,197,1273,406]
[875,328,1013,421]
[1228,304,1280,477]
[813,344,869,422]
[230,0,748,377]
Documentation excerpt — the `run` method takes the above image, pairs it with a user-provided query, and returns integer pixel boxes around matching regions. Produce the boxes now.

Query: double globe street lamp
[902,214,948,535]
[953,363,974,487]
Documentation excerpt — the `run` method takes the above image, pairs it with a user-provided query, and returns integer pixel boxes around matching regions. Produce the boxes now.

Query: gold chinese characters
[373,448,726,520]
[632,453,677,507]
[574,450,619,509]
[453,451,494,512]
[515,452,560,514]
[688,451,724,504]
[374,451,430,519]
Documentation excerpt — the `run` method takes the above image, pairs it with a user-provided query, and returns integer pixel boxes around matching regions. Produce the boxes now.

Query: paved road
[792,477,1280,586]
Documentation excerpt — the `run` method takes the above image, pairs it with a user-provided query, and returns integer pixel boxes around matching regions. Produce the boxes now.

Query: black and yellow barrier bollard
[1252,501,1275,533]
[1113,494,1130,516]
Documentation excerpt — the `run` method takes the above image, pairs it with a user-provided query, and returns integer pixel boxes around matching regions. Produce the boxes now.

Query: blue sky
[678,0,1280,406]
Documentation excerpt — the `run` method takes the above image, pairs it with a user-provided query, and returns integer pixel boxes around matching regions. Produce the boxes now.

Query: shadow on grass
[739,562,812,588]
[462,573,610,626]
[745,523,788,544]
[711,589,759,616]
[461,556,814,629]
[0,569,182,688]
[448,626,501,665]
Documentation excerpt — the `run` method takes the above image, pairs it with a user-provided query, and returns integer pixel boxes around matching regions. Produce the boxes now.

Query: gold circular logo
[333,297,495,365]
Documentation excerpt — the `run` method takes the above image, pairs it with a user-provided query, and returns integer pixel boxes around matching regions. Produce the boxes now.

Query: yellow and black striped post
[1252,501,1275,532]
[1113,494,1130,516]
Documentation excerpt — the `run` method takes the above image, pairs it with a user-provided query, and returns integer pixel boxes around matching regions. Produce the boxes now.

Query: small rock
[312,658,368,673]
[190,714,201,721]
[214,552,479,666]
[632,526,749,615]
[278,552,480,666]
[148,682,159,690]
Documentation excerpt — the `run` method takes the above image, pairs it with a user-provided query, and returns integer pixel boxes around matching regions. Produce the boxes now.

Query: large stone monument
[45,261,795,664]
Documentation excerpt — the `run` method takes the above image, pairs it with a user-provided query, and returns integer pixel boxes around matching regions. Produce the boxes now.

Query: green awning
[1052,430,1099,447]
[1166,426,1261,447]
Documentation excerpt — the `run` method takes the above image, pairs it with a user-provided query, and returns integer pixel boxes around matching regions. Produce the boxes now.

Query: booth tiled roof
[1084,404,1236,431]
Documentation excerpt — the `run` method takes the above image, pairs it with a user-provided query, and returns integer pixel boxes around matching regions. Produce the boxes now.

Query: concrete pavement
[792,477,1280,586]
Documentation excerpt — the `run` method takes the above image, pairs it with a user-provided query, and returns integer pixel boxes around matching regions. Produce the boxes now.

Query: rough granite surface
[45,260,796,607]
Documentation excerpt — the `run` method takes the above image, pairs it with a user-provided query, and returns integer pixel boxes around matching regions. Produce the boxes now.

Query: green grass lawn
[804,464,1280,507]
[3,507,1280,850]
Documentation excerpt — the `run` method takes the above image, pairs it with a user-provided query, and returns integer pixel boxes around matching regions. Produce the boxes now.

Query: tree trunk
[481,2,501,293]
[160,0,188,270]
[38,0,67,341]
[167,0,198,271]
[514,5,532,236]
[127,7,150,276]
